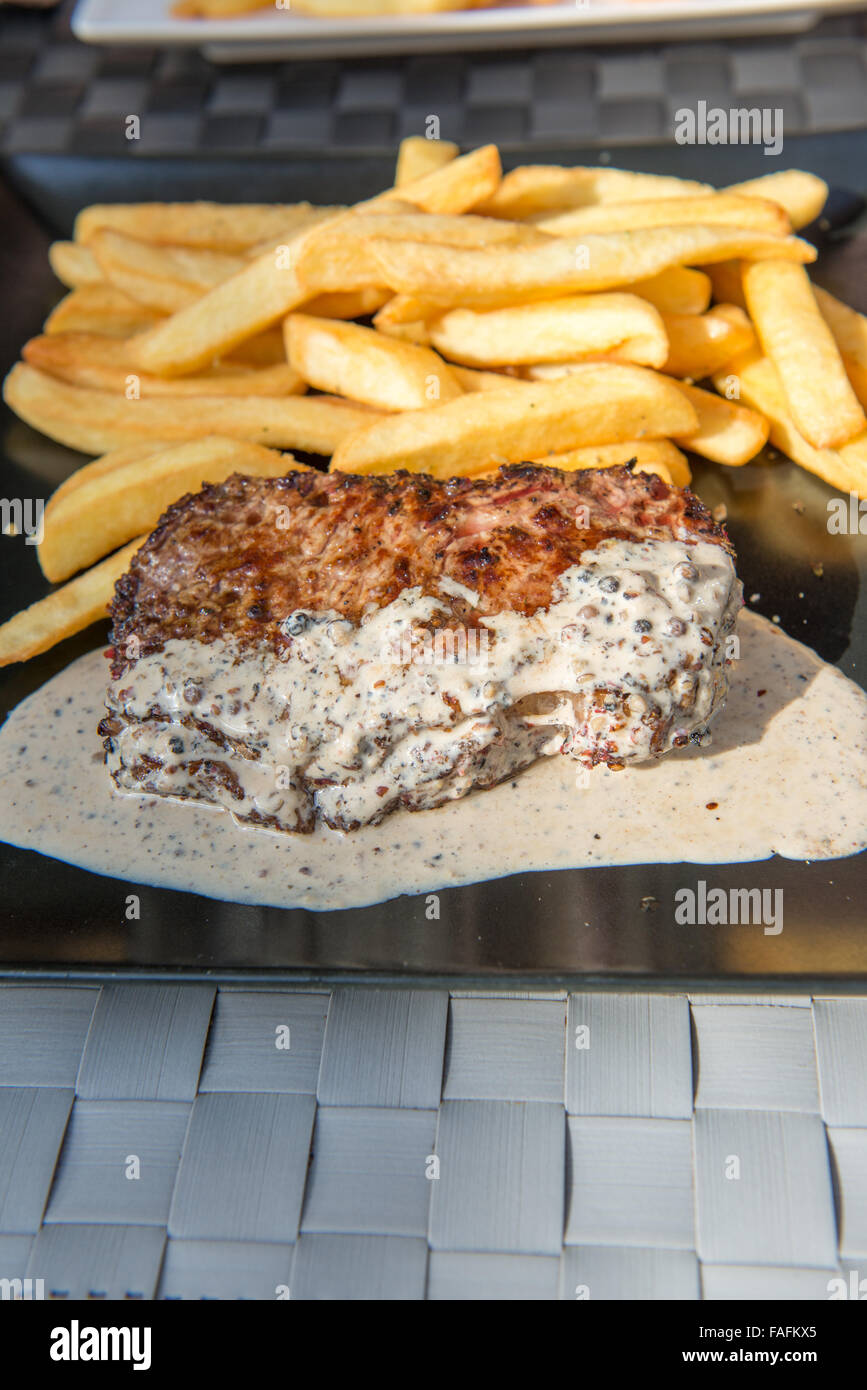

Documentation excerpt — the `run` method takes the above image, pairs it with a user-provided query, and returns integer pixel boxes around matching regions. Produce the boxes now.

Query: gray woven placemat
[1,982,864,1299]
[2,3,867,156]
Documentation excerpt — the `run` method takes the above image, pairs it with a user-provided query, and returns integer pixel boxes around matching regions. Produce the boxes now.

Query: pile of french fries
[2,136,866,668]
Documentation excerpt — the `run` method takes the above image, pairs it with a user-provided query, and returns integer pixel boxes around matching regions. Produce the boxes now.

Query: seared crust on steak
[107,464,731,680]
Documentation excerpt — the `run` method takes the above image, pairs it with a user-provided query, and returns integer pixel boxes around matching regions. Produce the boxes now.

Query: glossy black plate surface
[0,140,865,983]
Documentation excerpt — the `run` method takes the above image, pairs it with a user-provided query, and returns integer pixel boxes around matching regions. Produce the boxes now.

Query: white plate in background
[71,0,864,63]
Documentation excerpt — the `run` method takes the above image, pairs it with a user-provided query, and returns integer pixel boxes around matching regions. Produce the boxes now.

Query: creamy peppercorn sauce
[102,537,741,833]
[0,608,865,911]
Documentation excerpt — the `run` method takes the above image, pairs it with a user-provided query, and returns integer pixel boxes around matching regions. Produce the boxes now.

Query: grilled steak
[100,464,742,832]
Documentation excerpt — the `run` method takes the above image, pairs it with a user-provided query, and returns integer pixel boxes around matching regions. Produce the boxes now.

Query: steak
[100,463,742,832]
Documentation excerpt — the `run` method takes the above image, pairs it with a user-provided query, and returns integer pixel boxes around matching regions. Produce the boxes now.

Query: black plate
[1,140,865,985]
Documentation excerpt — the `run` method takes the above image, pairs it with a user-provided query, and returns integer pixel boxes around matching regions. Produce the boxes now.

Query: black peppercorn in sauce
[0,610,864,912]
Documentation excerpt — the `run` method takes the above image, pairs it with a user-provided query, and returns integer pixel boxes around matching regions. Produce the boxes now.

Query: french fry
[537,193,790,238]
[40,436,310,582]
[395,136,459,187]
[286,315,462,411]
[129,147,503,378]
[813,285,867,409]
[3,363,378,455]
[742,260,866,449]
[330,364,698,476]
[75,202,341,252]
[0,536,146,667]
[429,294,669,369]
[625,267,712,316]
[713,348,867,497]
[672,380,769,466]
[303,288,391,320]
[477,166,712,221]
[50,441,178,508]
[705,259,747,310]
[90,228,246,314]
[295,212,547,294]
[22,334,306,398]
[45,284,160,338]
[367,227,816,310]
[724,170,828,230]
[524,439,690,486]
[48,242,103,289]
[661,304,756,379]
[449,365,530,393]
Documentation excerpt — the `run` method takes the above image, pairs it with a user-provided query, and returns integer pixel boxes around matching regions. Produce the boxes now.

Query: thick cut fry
[40,437,310,582]
[0,536,146,667]
[713,349,867,498]
[477,166,712,221]
[450,366,532,393]
[295,212,547,294]
[538,193,790,238]
[50,441,178,507]
[672,381,769,465]
[329,364,698,476]
[624,267,711,316]
[705,259,747,310]
[286,315,461,411]
[395,136,459,187]
[45,285,160,338]
[724,170,828,230]
[90,228,246,314]
[129,146,502,378]
[75,202,341,252]
[743,260,866,449]
[524,439,689,486]
[661,304,756,379]
[429,294,669,369]
[813,285,867,409]
[367,227,816,309]
[23,334,305,398]
[3,364,378,456]
[303,288,390,320]
[48,242,103,289]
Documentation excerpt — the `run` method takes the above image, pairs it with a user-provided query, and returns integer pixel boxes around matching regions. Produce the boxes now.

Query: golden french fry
[40,436,311,582]
[450,365,532,393]
[538,193,790,238]
[45,284,160,338]
[50,441,178,507]
[813,285,867,409]
[661,304,755,379]
[286,315,462,411]
[429,294,669,369]
[48,242,103,289]
[625,266,711,315]
[525,439,689,486]
[75,202,340,252]
[724,170,828,230]
[705,259,747,310]
[22,334,305,398]
[330,364,698,476]
[743,260,866,449]
[303,288,391,320]
[0,536,146,667]
[395,136,459,187]
[3,363,378,455]
[672,380,769,466]
[477,166,712,221]
[295,211,547,295]
[713,348,867,497]
[367,227,816,310]
[90,228,246,314]
[129,147,502,378]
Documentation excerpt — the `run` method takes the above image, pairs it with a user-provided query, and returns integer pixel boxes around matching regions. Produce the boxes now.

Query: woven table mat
[0,982,865,1300]
[1,3,867,156]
